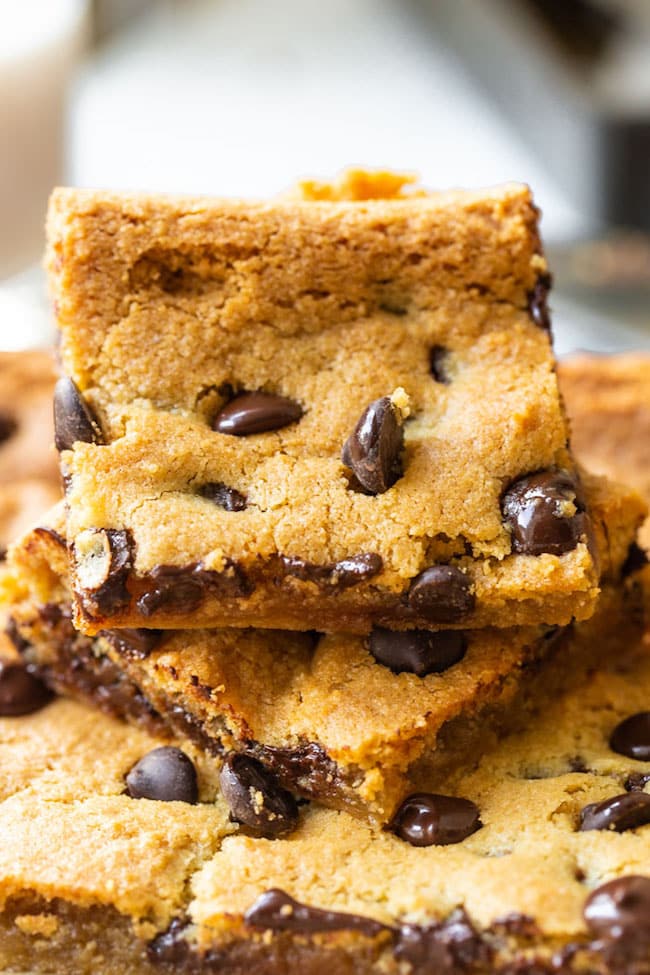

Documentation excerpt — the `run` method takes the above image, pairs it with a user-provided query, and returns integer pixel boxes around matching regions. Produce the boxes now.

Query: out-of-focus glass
[0,0,88,279]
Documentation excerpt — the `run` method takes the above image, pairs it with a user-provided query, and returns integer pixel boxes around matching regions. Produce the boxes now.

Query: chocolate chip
[490,913,540,938]
[429,346,451,384]
[219,754,299,838]
[281,553,382,590]
[136,561,250,618]
[407,566,475,623]
[528,273,552,331]
[249,741,342,803]
[369,627,466,677]
[245,889,385,937]
[0,660,52,716]
[342,396,404,495]
[610,712,650,761]
[74,528,133,618]
[4,619,30,655]
[53,377,104,451]
[212,391,302,436]
[0,409,17,445]
[147,918,191,964]
[390,792,481,847]
[104,628,164,659]
[621,541,649,579]
[625,773,650,793]
[137,566,205,616]
[584,876,650,940]
[125,746,198,803]
[501,470,586,556]
[198,482,247,511]
[580,793,650,833]
[396,910,491,970]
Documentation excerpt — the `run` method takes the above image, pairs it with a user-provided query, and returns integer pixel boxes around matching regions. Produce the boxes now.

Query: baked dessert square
[48,175,604,634]
[3,469,645,824]
[0,564,649,973]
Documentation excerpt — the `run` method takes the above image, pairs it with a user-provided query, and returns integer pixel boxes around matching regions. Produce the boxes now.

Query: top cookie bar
[48,176,600,634]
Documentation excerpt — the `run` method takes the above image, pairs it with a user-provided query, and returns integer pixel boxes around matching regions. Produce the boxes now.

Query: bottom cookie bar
[3,471,645,824]
[0,570,649,973]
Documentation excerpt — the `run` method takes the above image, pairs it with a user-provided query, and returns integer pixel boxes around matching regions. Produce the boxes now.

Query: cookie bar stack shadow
[1,173,650,973]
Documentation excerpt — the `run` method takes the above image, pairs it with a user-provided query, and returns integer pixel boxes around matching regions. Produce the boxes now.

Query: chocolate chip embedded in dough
[429,346,451,384]
[281,552,382,590]
[212,392,302,436]
[53,377,104,451]
[199,481,247,511]
[580,793,650,833]
[369,627,466,677]
[390,792,481,847]
[528,273,552,331]
[125,746,198,803]
[625,773,650,793]
[0,660,52,716]
[501,470,586,556]
[105,628,164,659]
[610,712,650,761]
[219,753,299,838]
[342,396,404,495]
[407,566,475,623]
[244,889,385,937]
[0,408,18,445]
[146,918,191,964]
[74,528,133,617]
[584,876,650,940]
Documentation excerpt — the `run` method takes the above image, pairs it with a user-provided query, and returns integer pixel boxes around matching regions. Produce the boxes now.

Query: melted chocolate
[136,561,251,618]
[245,889,386,937]
[407,566,476,624]
[501,471,586,557]
[280,553,382,590]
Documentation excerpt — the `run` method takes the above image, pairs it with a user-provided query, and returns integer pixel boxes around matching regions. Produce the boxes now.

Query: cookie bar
[3,472,645,823]
[560,352,650,551]
[0,349,60,555]
[0,638,238,975]
[1,574,650,972]
[47,177,603,634]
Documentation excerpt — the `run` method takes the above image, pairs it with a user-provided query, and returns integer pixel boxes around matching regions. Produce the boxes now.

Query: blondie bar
[0,569,649,973]
[47,177,601,634]
[3,470,645,823]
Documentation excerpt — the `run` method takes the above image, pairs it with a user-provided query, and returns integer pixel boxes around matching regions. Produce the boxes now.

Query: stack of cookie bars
[0,172,650,974]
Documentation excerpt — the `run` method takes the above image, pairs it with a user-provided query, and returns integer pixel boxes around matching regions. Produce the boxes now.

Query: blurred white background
[1,0,649,352]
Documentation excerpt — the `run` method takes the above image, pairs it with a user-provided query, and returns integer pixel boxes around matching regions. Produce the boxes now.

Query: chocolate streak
[148,883,650,974]
[149,696,349,807]
[8,608,166,737]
